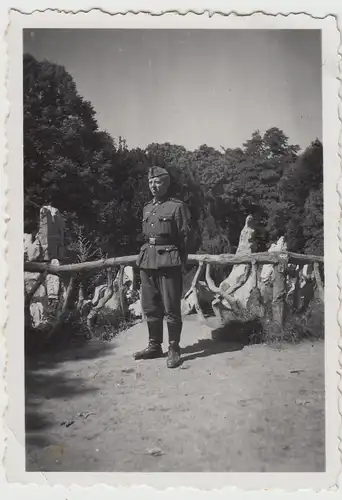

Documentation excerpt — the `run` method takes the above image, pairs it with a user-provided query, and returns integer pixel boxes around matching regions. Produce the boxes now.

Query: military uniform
[135,168,191,368]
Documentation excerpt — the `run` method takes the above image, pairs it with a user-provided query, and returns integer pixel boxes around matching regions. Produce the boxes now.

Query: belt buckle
[149,237,156,245]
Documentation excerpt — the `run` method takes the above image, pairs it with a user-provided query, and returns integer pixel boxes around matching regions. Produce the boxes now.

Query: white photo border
[1,3,341,496]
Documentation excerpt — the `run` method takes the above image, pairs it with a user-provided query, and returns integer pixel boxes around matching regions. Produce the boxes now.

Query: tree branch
[184,261,204,300]
[185,262,206,323]
[25,271,47,304]
[118,265,129,317]
[205,263,241,316]
[48,275,76,337]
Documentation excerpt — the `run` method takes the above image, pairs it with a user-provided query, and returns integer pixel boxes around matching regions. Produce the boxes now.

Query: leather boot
[134,321,163,360]
[167,322,182,368]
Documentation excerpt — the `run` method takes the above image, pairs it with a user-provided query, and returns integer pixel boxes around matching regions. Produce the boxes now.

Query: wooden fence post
[48,275,76,337]
[132,266,138,291]
[272,253,288,329]
[189,261,206,323]
[118,265,129,318]
[292,270,300,312]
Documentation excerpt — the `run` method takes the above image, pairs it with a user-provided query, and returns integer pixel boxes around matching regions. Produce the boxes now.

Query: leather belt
[147,236,176,246]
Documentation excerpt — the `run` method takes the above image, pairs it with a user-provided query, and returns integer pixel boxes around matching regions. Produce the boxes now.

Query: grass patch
[25,304,139,356]
[211,298,324,346]
[90,307,138,342]
[262,298,324,344]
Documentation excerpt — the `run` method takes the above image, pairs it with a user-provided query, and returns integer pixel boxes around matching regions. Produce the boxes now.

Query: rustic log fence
[24,251,324,276]
[25,251,324,333]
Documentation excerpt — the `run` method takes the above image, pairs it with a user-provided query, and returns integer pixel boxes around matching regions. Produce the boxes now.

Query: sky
[23,29,322,151]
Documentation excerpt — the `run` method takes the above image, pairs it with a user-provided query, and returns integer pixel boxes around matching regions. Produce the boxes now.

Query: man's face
[149,176,170,199]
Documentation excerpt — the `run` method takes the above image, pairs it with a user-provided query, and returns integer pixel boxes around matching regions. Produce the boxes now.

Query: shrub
[90,307,137,342]
[210,298,324,346]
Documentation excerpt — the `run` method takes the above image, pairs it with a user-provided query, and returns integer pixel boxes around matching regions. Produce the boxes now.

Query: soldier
[134,166,192,368]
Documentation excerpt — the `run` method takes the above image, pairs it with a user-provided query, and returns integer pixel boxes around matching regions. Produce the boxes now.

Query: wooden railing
[25,251,324,331]
[24,251,323,275]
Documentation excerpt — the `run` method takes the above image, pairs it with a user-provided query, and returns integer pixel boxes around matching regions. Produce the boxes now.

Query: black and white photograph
[8,15,336,483]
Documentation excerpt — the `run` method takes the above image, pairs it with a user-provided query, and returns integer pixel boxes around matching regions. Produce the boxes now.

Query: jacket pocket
[136,245,147,267]
[157,247,182,267]
[158,215,173,235]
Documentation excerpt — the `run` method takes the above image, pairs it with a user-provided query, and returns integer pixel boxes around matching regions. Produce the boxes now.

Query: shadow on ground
[181,338,244,362]
[181,317,264,362]
[25,330,116,454]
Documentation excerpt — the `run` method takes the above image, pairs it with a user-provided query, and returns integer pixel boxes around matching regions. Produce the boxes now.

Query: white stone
[36,205,65,260]
[91,284,109,306]
[218,215,257,310]
[260,236,288,286]
[24,233,42,262]
[123,266,134,284]
[29,302,46,327]
[129,300,142,318]
[235,214,257,255]
[105,291,121,311]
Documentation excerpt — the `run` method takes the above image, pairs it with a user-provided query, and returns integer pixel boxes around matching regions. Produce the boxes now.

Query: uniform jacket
[136,196,192,270]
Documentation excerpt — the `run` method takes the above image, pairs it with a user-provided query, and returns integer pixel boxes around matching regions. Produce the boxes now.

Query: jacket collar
[153,195,169,205]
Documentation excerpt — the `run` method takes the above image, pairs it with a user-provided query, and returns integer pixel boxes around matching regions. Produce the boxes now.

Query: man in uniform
[134,166,192,368]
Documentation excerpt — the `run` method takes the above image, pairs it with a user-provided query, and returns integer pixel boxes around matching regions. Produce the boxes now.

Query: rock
[235,214,257,255]
[145,447,164,457]
[24,206,65,328]
[209,216,268,324]
[295,399,310,406]
[218,215,257,310]
[61,419,75,427]
[25,206,65,262]
[24,233,42,261]
[129,299,142,318]
[92,284,109,307]
[36,205,65,261]
[182,281,214,316]
[120,266,135,300]
[29,302,46,327]
[90,266,136,311]
[104,285,121,311]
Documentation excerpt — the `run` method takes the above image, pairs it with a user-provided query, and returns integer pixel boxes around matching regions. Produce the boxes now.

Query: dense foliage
[24,54,324,261]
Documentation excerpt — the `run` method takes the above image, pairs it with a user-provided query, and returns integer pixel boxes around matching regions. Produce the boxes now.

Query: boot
[167,322,182,368]
[134,321,163,360]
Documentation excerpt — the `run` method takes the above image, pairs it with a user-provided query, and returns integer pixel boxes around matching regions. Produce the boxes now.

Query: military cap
[148,166,170,180]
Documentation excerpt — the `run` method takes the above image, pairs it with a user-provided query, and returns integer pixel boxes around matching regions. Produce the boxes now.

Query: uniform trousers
[140,267,183,342]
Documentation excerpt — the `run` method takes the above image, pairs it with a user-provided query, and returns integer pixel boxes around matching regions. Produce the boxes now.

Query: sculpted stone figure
[24,205,65,327]
[201,215,267,327]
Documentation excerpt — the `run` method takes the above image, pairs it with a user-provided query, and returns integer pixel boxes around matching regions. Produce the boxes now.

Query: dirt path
[25,316,325,472]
